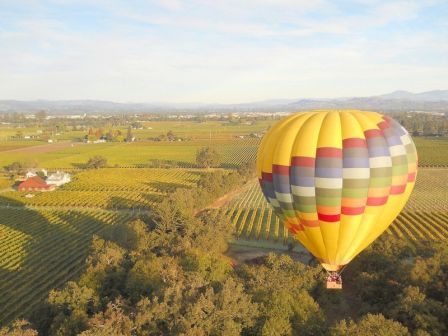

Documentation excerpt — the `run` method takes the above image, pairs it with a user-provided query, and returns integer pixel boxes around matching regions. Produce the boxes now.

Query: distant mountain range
[1,90,447,114]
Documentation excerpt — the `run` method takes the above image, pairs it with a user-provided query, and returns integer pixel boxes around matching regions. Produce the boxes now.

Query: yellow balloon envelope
[256,110,417,271]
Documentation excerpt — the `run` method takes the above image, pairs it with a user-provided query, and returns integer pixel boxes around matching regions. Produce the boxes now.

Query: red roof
[18,176,53,191]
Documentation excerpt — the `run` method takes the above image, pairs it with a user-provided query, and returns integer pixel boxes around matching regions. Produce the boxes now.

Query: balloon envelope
[256,110,417,271]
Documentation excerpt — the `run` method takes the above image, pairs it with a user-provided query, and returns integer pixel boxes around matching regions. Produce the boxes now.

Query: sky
[0,0,447,103]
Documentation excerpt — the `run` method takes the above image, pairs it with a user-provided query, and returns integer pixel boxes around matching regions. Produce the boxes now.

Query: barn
[18,176,55,192]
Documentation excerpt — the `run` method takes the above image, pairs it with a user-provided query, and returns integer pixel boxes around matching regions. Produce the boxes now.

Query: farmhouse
[46,171,71,187]
[25,171,37,179]
[18,176,55,192]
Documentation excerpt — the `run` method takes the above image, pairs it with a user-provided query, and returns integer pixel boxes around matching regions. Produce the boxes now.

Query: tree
[237,160,256,180]
[35,110,47,124]
[79,237,126,300]
[126,255,182,302]
[196,147,221,168]
[80,301,133,336]
[15,130,24,139]
[86,156,108,169]
[0,320,37,336]
[126,126,134,142]
[390,286,447,335]
[331,314,410,336]
[180,277,258,335]
[43,282,98,336]
[22,159,39,170]
[4,161,22,173]
[167,130,175,141]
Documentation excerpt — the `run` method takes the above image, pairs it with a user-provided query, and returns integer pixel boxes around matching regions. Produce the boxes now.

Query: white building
[46,171,71,187]
[25,171,37,179]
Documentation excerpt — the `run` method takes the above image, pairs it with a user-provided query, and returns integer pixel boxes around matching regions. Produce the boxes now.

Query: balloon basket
[326,272,342,289]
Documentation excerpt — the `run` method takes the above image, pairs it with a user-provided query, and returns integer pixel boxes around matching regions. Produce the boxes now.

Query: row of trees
[84,146,221,170]
[85,127,135,142]
[394,112,448,136]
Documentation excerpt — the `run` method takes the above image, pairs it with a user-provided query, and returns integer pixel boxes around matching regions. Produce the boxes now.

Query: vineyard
[0,168,201,210]
[0,208,134,324]
[413,137,448,167]
[0,139,259,169]
[226,168,448,244]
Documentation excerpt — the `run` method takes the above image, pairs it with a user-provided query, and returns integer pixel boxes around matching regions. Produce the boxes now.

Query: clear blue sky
[0,0,447,103]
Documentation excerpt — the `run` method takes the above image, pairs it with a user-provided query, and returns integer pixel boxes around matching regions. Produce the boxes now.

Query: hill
[1,90,448,114]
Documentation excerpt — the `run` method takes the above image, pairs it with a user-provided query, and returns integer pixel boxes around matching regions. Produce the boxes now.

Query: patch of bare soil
[194,178,257,216]
[3,141,82,154]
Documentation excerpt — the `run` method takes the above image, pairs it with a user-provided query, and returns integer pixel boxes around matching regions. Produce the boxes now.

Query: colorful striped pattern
[256,110,418,271]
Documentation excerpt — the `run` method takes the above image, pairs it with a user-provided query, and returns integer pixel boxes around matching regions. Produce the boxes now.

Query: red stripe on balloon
[341,206,365,215]
[318,213,340,222]
[316,147,342,158]
[343,138,367,148]
[364,129,383,138]
[390,184,406,194]
[377,120,390,130]
[366,196,388,206]
[289,224,304,233]
[301,219,320,227]
[261,172,273,182]
[291,156,315,167]
[272,164,290,175]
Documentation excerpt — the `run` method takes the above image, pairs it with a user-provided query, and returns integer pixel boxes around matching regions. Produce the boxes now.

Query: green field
[0,139,259,169]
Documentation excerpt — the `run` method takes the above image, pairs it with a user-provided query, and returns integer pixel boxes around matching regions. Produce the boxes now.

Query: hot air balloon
[256,110,417,289]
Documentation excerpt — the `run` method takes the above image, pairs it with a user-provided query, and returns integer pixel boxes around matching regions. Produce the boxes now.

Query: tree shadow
[0,195,112,325]
[146,159,197,168]
[220,162,239,169]
[105,195,158,210]
[71,163,87,169]
[145,180,190,193]
[186,170,205,180]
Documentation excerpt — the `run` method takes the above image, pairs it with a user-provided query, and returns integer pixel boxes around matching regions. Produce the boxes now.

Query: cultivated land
[228,168,448,244]
[0,119,447,324]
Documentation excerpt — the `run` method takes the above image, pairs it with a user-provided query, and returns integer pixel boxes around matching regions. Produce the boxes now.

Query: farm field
[227,168,448,244]
[413,137,448,167]
[0,139,259,169]
[0,120,272,142]
[0,140,44,152]
[0,208,135,324]
[0,136,446,170]
[0,168,201,210]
